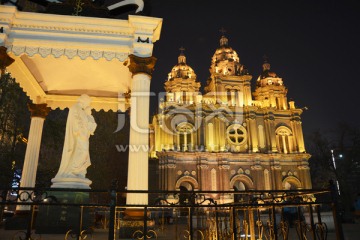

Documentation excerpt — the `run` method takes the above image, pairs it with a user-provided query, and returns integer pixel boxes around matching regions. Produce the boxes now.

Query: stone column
[126,54,156,206]
[268,114,278,152]
[219,164,231,203]
[166,163,176,191]
[296,121,305,152]
[271,164,282,190]
[17,103,50,211]
[230,90,235,106]
[249,115,259,152]
[299,164,312,189]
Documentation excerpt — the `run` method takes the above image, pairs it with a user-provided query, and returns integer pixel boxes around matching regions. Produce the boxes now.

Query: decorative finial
[262,54,270,71]
[263,54,269,63]
[178,46,186,64]
[179,46,185,55]
[219,27,227,36]
[219,28,228,47]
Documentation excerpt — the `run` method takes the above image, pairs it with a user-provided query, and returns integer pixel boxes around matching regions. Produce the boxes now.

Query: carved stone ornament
[251,165,263,170]
[166,164,176,168]
[271,165,282,170]
[219,165,230,170]
[0,46,14,72]
[198,164,209,169]
[127,54,157,77]
[7,45,129,61]
[28,103,51,119]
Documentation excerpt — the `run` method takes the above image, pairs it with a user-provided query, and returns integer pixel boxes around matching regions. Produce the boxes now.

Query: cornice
[6,45,129,61]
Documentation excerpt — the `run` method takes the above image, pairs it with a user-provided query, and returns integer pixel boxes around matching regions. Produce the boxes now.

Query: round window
[227,124,246,145]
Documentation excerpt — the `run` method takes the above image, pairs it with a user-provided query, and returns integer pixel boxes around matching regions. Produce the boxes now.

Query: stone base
[118,209,154,239]
[118,219,156,239]
[51,177,92,189]
[36,191,90,234]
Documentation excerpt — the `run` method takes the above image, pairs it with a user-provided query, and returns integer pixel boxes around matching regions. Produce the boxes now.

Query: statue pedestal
[51,177,92,189]
[36,191,90,234]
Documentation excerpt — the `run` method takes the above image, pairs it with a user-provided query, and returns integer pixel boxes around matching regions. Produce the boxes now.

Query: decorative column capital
[0,47,15,74]
[166,164,176,169]
[219,164,230,170]
[127,54,157,77]
[28,103,51,119]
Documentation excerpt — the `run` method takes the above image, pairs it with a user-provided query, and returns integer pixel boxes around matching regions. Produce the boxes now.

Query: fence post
[108,180,117,240]
[232,207,237,240]
[189,206,193,240]
[143,207,147,238]
[297,206,304,240]
[330,180,345,240]
[26,204,35,239]
[215,203,219,240]
[272,205,278,240]
[77,206,84,240]
[308,204,316,240]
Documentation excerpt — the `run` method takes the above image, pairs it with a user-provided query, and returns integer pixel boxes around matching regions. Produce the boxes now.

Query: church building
[149,35,311,203]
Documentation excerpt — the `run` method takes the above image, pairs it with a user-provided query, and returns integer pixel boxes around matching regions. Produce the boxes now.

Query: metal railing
[0,184,344,240]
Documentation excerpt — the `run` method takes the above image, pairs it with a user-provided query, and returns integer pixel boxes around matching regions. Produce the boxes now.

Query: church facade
[149,35,311,203]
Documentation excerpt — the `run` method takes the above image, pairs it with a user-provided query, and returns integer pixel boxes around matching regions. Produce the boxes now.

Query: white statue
[54,94,97,180]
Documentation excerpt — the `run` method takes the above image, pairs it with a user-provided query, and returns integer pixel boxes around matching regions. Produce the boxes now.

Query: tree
[308,123,360,219]
[0,72,30,187]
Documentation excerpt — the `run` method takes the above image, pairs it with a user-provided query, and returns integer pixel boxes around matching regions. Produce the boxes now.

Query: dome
[256,57,283,87]
[167,52,197,81]
[212,36,240,63]
[210,35,247,76]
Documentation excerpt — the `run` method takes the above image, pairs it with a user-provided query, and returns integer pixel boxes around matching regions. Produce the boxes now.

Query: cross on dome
[179,46,185,55]
[178,46,186,64]
[219,28,228,47]
[262,54,271,71]
[219,27,227,36]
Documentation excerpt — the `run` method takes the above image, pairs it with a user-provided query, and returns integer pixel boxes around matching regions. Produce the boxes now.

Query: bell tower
[253,56,288,109]
[204,33,252,107]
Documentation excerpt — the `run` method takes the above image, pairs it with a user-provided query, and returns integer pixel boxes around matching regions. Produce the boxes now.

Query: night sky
[147,0,360,137]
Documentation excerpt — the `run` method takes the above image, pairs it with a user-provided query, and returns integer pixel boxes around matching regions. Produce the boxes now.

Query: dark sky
[147,0,360,137]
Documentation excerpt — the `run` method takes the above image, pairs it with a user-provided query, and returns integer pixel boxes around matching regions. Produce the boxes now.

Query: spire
[262,54,271,71]
[178,46,186,64]
[219,27,228,47]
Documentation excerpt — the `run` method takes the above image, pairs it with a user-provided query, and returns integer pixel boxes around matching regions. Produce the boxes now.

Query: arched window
[275,126,293,153]
[176,123,194,151]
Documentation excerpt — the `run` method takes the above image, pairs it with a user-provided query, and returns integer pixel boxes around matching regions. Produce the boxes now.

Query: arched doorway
[233,180,246,202]
[282,176,302,190]
[230,174,254,203]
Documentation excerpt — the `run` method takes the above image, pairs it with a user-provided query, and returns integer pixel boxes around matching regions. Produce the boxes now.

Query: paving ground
[0,223,359,240]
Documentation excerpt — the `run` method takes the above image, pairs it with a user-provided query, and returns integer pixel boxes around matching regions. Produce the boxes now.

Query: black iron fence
[0,185,344,240]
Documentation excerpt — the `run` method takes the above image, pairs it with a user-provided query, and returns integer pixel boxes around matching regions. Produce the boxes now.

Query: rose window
[227,124,246,145]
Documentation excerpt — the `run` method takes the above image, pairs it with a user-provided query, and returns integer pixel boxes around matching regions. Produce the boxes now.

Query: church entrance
[233,181,246,203]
